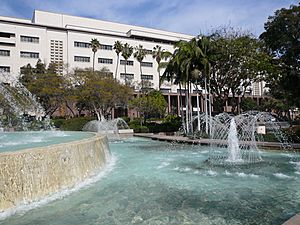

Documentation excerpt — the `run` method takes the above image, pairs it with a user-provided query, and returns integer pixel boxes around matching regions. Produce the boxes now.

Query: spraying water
[226,118,243,163]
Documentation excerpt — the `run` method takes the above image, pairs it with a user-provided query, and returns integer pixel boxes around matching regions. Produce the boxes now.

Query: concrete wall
[0,134,110,212]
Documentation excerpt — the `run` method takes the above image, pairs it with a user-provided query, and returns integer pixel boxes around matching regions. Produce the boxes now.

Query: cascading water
[226,118,243,163]
[0,80,48,131]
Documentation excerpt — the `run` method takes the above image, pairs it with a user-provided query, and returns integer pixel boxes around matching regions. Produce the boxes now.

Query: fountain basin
[0,132,110,212]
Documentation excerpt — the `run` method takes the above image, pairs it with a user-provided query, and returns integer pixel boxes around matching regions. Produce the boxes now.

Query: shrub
[129,124,149,133]
[52,117,95,131]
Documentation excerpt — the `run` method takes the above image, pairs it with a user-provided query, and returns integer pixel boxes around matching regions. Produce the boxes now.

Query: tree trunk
[115,54,119,80]
[185,82,189,133]
[65,101,76,117]
[93,52,96,72]
[140,63,143,90]
[179,83,185,133]
[92,104,100,121]
[124,61,127,84]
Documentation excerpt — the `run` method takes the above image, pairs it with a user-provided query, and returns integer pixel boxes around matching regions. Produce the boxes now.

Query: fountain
[226,118,243,163]
[82,118,133,137]
[0,80,47,131]
[192,111,292,165]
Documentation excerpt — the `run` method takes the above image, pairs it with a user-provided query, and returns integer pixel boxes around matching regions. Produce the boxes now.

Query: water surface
[0,131,95,152]
[1,137,300,225]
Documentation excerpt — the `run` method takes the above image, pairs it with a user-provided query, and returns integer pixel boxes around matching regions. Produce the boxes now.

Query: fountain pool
[0,131,95,152]
[1,137,300,225]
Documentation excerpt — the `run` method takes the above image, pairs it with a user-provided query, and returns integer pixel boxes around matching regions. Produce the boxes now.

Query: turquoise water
[1,137,300,225]
[0,131,95,152]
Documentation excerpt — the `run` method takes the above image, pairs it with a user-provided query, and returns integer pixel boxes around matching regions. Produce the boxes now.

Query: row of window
[0,50,10,57]
[20,51,39,58]
[0,50,39,58]
[73,43,153,55]
[98,58,113,64]
[74,41,113,50]
[0,34,40,43]
[20,35,39,43]
[75,56,153,67]
[120,73,153,80]
[0,50,155,63]
[0,65,154,80]
[0,66,10,73]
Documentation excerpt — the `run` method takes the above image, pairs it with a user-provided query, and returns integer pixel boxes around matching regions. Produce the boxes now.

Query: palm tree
[161,36,213,134]
[133,45,146,90]
[121,43,133,85]
[152,45,171,87]
[90,38,100,72]
[113,41,123,80]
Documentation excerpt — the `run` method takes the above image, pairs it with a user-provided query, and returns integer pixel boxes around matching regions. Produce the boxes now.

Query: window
[0,42,15,47]
[74,41,91,48]
[20,51,39,58]
[120,60,134,66]
[0,50,10,57]
[98,58,113,64]
[20,35,39,43]
[120,73,134,79]
[0,32,15,38]
[0,66,10,73]
[74,56,90,62]
[141,62,153,67]
[141,74,153,80]
[144,49,153,54]
[100,44,113,50]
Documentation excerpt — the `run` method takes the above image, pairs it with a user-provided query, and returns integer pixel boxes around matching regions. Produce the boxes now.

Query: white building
[0,10,194,91]
[0,10,266,115]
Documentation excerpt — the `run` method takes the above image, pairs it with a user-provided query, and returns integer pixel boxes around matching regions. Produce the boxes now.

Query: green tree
[75,68,133,120]
[121,43,133,85]
[260,3,300,108]
[113,41,123,80]
[90,38,101,72]
[209,28,274,113]
[133,45,146,90]
[19,61,75,117]
[129,90,167,124]
[161,36,213,133]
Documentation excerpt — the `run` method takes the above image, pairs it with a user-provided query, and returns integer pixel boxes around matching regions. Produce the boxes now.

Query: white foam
[281,153,294,157]
[172,167,192,173]
[274,173,293,179]
[295,171,300,175]
[224,171,259,178]
[236,172,259,178]
[224,170,232,176]
[0,154,116,221]
[236,172,247,177]
[156,161,170,169]
[207,170,218,176]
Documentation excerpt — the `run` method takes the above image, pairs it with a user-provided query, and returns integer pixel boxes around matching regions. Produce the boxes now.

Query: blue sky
[1,0,298,36]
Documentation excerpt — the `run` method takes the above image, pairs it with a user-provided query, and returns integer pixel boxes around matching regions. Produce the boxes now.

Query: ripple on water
[274,173,293,179]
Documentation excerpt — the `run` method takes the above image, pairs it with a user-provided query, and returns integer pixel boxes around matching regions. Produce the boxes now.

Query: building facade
[0,10,266,116]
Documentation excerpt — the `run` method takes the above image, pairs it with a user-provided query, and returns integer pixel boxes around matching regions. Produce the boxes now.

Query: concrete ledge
[118,129,134,134]
[283,213,300,225]
[0,133,110,212]
[133,133,300,151]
